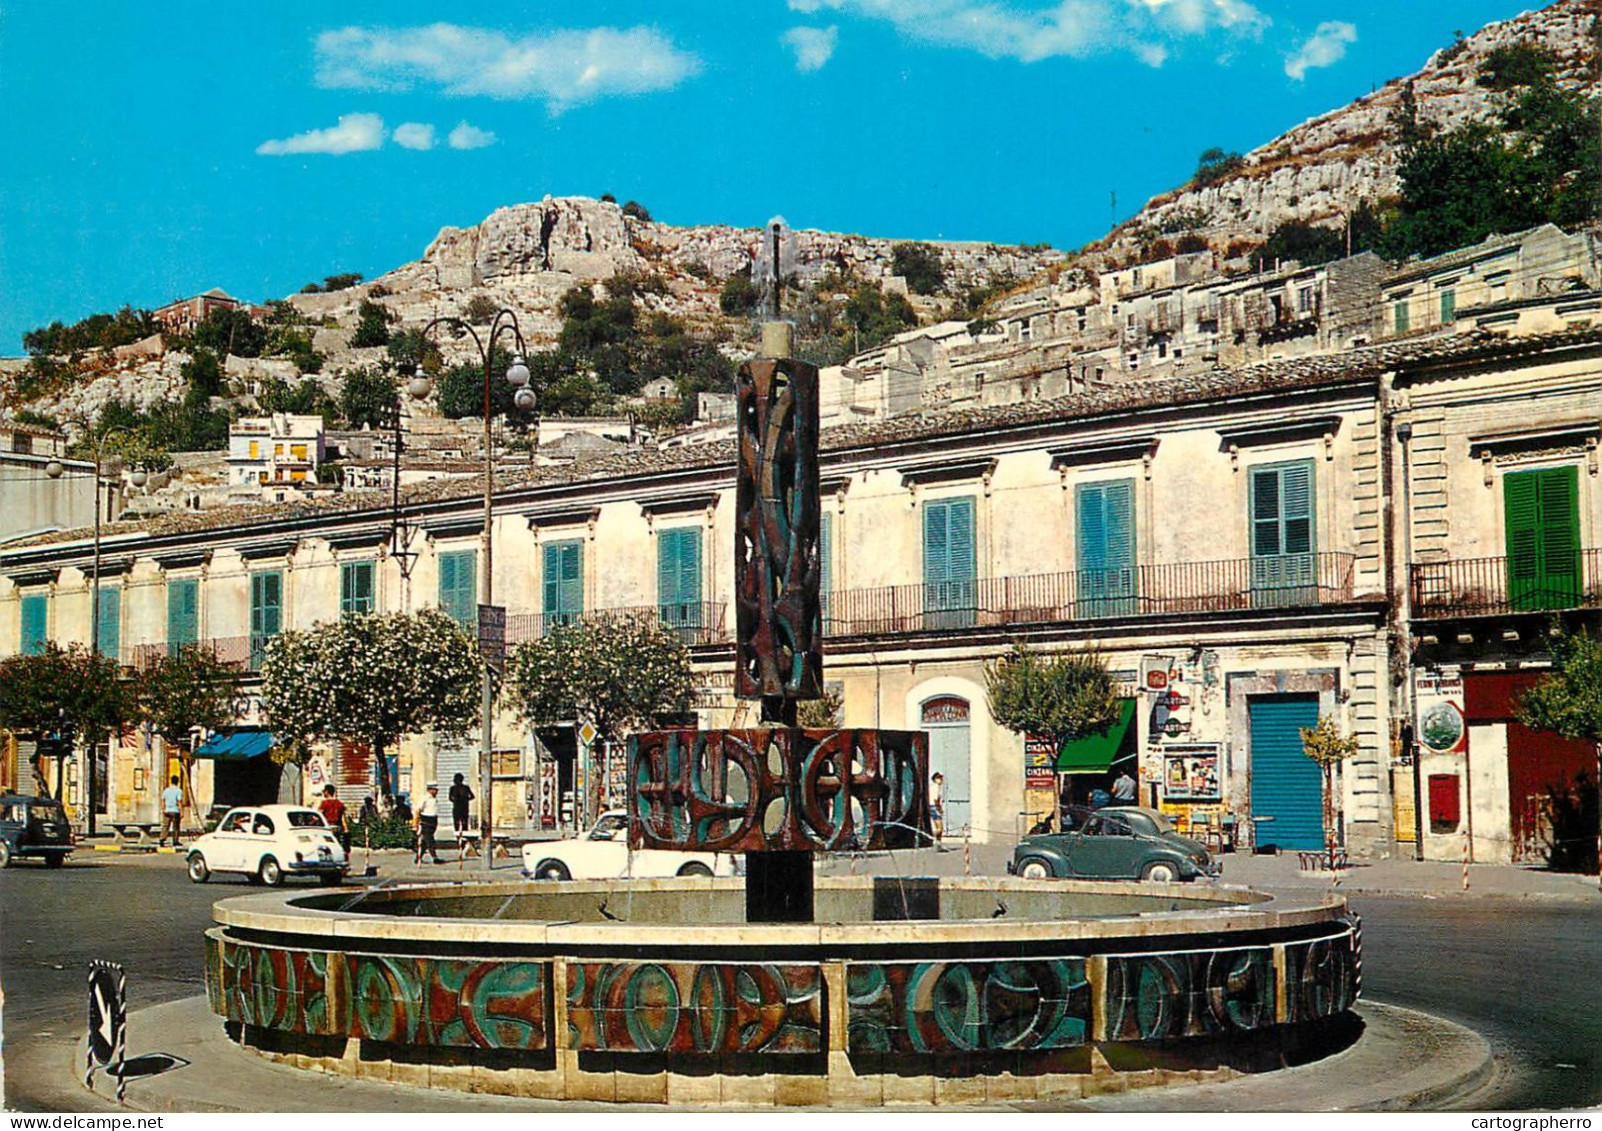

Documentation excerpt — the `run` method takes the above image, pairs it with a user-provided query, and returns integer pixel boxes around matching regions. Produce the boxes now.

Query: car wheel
[536,859,571,881]
[1141,861,1178,883]
[187,853,210,883]
[258,856,283,887]
[0,840,11,868]
[677,861,713,877]
[1018,858,1053,879]
[44,852,66,869]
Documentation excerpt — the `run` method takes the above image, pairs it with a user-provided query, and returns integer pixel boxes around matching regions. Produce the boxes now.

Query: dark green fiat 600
[0,793,74,868]
[1009,805,1220,882]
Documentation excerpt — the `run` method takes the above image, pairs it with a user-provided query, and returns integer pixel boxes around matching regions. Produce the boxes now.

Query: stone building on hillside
[152,288,244,335]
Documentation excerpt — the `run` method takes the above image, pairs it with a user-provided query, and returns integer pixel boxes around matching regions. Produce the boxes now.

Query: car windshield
[286,811,327,828]
[589,815,626,840]
[1146,810,1175,834]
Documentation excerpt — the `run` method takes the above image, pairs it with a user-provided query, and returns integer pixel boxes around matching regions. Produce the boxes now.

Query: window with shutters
[1504,466,1581,611]
[657,526,703,633]
[1393,300,1410,334]
[1439,288,1456,323]
[437,549,477,626]
[167,578,199,654]
[340,560,375,616]
[20,593,47,655]
[923,496,976,629]
[543,539,584,630]
[250,570,283,670]
[819,510,834,632]
[1076,479,1137,618]
[1249,460,1317,607]
[96,587,121,662]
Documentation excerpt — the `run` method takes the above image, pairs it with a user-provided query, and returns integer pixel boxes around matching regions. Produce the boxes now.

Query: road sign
[477,604,506,669]
[86,959,127,1103]
[578,720,598,747]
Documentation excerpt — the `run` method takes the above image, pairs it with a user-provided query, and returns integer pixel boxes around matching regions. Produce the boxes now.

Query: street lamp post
[46,428,148,836]
[418,312,534,869]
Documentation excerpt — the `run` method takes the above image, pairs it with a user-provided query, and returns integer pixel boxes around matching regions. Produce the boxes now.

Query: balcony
[823,553,1357,638]
[128,636,251,672]
[1411,549,1602,619]
[505,603,729,648]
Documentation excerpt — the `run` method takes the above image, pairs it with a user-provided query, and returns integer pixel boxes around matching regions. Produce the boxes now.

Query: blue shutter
[1248,695,1325,851]
[658,528,702,631]
[924,497,975,627]
[544,539,584,628]
[819,510,833,631]
[167,580,199,652]
[96,587,121,662]
[1251,460,1317,605]
[438,550,477,625]
[341,560,374,615]
[20,594,47,655]
[1077,480,1136,617]
[250,571,283,669]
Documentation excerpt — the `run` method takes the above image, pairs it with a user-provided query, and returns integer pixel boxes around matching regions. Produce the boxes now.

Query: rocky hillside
[1091,0,1597,266]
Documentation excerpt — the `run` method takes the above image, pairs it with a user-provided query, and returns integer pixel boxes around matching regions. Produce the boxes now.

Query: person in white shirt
[929,772,945,847]
[414,783,442,864]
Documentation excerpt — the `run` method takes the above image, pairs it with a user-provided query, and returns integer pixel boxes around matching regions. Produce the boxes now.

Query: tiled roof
[6,327,1600,556]
[1385,224,1562,284]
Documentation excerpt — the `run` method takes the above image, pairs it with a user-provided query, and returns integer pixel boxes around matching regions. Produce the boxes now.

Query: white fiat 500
[186,805,348,886]
[522,810,739,881]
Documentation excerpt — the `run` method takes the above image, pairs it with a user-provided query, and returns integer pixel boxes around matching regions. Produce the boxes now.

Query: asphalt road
[2,852,1599,1111]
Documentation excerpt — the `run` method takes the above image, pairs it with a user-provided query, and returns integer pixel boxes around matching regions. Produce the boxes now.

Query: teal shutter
[657,527,702,631]
[1249,695,1326,851]
[340,560,374,615]
[250,571,283,669]
[1250,460,1317,605]
[20,594,47,655]
[167,579,199,653]
[1505,466,1580,611]
[1394,301,1409,333]
[819,510,833,631]
[1440,289,1456,323]
[923,496,976,628]
[438,550,477,626]
[1077,479,1136,617]
[543,539,584,628]
[96,587,121,662]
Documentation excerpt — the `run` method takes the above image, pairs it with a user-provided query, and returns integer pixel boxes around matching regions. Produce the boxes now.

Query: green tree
[318,272,363,293]
[183,306,266,358]
[138,644,242,749]
[462,295,500,323]
[385,327,442,375]
[984,643,1122,748]
[622,200,652,222]
[260,610,481,798]
[1478,42,1555,91]
[1517,628,1602,882]
[1192,147,1245,187]
[720,271,759,316]
[180,348,224,398]
[350,300,394,349]
[0,643,130,748]
[435,346,523,420]
[1299,714,1361,864]
[339,367,398,429]
[255,376,334,419]
[891,242,947,295]
[507,614,694,744]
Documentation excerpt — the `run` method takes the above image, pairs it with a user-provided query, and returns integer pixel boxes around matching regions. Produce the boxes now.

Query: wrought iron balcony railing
[505,603,729,648]
[1410,549,1602,618]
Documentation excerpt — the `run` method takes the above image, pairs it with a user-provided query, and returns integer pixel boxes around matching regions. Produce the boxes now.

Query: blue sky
[0,0,1537,354]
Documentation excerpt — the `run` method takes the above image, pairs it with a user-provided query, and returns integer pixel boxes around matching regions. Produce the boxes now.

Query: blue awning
[194,729,274,760]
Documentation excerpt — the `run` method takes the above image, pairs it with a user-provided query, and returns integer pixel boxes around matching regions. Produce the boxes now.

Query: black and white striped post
[85,959,128,1103]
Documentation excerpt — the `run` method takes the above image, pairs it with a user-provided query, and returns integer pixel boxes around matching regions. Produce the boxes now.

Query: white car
[522,811,739,881]
[186,804,348,886]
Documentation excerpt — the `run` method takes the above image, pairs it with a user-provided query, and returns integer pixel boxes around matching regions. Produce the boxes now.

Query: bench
[433,828,512,859]
[1298,848,1349,872]
[110,823,159,846]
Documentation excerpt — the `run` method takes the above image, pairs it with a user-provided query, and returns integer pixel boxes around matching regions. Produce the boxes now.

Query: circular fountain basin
[206,876,1360,1106]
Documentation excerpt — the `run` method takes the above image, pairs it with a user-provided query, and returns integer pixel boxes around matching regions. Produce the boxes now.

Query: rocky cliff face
[1092,0,1597,265]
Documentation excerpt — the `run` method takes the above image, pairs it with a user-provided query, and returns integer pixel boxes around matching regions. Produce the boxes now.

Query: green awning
[1055,699,1136,773]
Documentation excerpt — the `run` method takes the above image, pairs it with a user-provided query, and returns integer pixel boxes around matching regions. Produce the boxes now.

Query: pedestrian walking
[414,782,442,864]
[159,776,183,847]
[448,773,474,843]
[317,784,350,851]
[1112,769,1137,804]
[929,772,945,848]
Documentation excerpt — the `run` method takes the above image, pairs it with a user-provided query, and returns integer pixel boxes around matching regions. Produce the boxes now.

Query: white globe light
[506,355,531,388]
[130,469,149,488]
[407,366,433,400]
[45,460,65,479]
[513,387,537,412]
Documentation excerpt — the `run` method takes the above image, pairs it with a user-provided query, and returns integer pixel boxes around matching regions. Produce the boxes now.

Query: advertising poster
[1162,742,1222,802]
[1024,734,1057,788]
[1415,672,1467,756]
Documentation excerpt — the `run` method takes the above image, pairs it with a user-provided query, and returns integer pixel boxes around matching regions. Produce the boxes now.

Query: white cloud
[783,25,839,71]
[393,122,437,150]
[1285,20,1357,80]
[256,112,386,156]
[447,121,497,150]
[785,0,1267,65]
[314,23,701,109]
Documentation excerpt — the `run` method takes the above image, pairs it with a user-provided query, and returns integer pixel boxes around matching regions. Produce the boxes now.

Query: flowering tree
[1300,714,1360,864]
[260,609,481,798]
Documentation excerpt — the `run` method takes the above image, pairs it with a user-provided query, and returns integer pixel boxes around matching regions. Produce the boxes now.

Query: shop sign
[1415,673,1467,755]
[921,696,970,725]
[1024,734,1056,788]
[1162,743,1222,802]
[1141,655,1177,693]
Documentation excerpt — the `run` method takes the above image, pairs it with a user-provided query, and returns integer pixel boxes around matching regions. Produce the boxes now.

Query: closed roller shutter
[1248,694,1324,851]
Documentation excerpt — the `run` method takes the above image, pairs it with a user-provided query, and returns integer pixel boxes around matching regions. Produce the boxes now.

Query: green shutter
[250,571,283,669]
[819,510,833,628]
[923,496,975,626]
[544,539,583,627]
[1394,301,1410,333]
[1251,460,1317,604]
[1440,289,1456,323]
[97,587,121,662]
[1505,466,1580,611]
[340,560,374,615]
[657,527,702,629]
[20,594,47,655]
[438,550,477,625]
[167,579,199,652]
[1077,479,1136,616]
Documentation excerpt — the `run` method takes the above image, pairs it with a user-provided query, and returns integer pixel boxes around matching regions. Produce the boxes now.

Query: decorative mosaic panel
[1283,927,1360,1024]
[734,356,822,700]
[566,962,822,1054]
[630,727,928,852]
[1102,948,1277,1041]
[846,959,1091,1054]
[206,937,548,1050]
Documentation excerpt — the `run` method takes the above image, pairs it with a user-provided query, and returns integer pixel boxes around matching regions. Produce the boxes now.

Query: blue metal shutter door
[1248,694,1325,851]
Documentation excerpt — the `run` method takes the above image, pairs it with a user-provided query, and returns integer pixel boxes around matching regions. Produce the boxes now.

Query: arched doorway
[921,695,971,835]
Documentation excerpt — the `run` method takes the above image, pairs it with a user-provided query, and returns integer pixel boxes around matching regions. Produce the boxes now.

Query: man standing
[448,773,474,847]
[317,784,349,851]
[1112,769,1137,805]
[929,772,945,848]
[414,782,442,864]
[159,775,183,847]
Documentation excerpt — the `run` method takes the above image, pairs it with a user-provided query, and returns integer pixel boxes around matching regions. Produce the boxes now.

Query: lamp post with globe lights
[416,311,534,867]
[45,426,150,836]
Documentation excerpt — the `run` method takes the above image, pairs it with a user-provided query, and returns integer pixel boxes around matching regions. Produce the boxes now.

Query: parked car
[0,793,73,868]
[1009,805,1220,883]
[186,804,347,886]
[523,810,740,880]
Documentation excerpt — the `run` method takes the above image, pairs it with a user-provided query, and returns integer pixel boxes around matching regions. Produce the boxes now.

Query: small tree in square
[985,642,1121,747]
[0,644,131,795]
[1300,714,1360,865]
